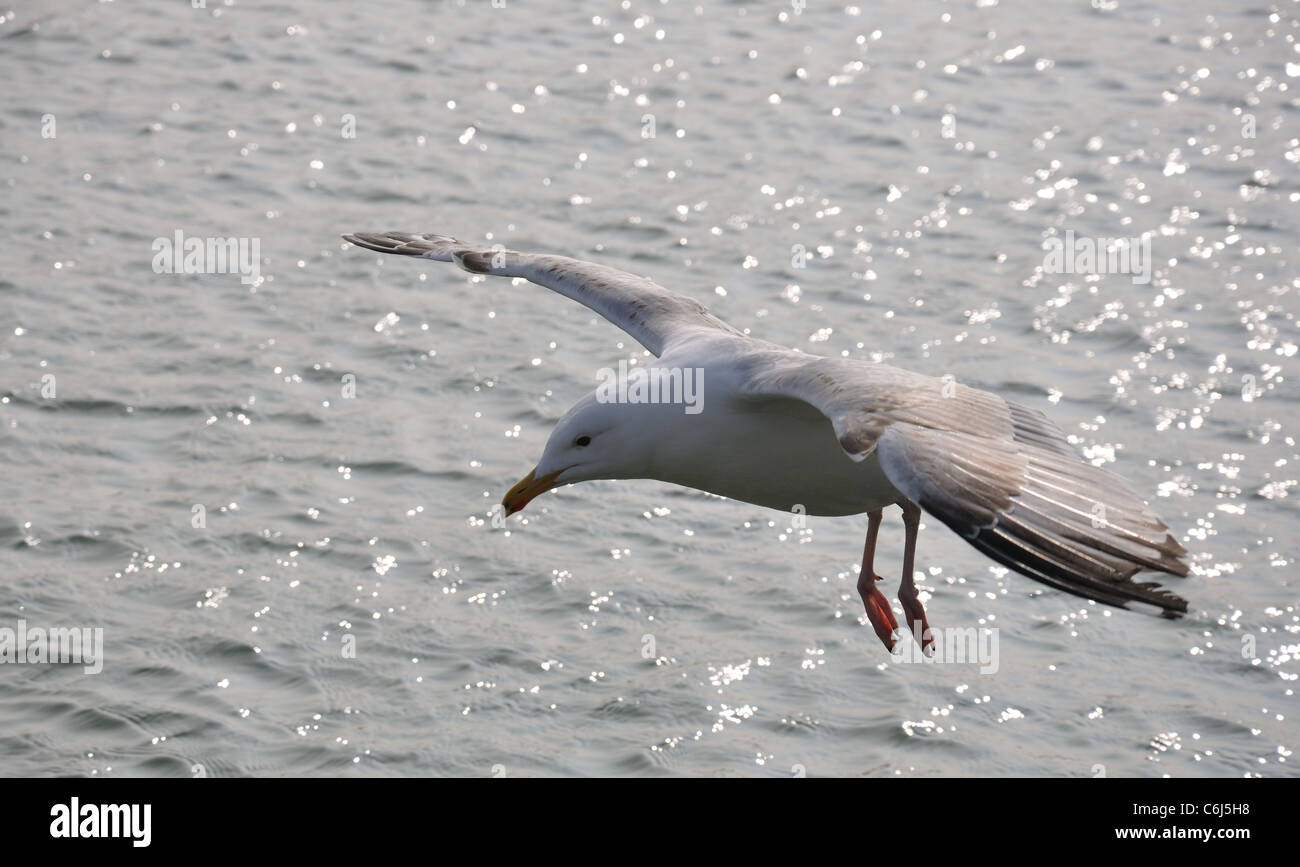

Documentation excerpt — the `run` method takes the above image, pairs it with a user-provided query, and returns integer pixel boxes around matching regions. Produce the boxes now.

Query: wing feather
[739,352,1191,614]
[343,231,737,355]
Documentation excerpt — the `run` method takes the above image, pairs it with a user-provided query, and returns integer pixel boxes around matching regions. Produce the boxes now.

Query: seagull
[344,231,1190,653]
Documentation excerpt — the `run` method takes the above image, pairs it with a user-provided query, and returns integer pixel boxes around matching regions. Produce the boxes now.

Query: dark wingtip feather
[342,231,463,259]
[966,526,1190,616]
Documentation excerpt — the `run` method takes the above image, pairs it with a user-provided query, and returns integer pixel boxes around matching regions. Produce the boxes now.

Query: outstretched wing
[740,352,1191,614]
[343,231,739,356]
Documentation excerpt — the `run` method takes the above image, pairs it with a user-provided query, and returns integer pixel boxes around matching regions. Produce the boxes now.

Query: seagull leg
[898,500,935,654]
[856,508,899,652]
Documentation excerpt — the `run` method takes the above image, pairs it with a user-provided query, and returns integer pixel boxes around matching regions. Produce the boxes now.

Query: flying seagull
[343,231,1190,653]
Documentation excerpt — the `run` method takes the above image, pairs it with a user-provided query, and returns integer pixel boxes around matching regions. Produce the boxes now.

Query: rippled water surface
[1,0,1297,777]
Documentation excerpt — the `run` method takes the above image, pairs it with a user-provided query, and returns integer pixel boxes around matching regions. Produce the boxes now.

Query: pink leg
[897,500,935,654]
[856,508,898,652]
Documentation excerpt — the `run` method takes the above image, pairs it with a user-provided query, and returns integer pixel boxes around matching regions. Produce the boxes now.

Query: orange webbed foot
[899,594,935,656]
[863,576,900,652]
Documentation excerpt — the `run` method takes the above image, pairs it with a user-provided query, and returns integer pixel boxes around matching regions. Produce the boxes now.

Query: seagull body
[344,231,1191,652]
[559,336,903,517]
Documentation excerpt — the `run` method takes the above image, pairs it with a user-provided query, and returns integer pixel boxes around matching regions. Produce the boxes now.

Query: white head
[501,391,661,515]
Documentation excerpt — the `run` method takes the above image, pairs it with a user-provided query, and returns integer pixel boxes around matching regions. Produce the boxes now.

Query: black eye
[574,435,592,447]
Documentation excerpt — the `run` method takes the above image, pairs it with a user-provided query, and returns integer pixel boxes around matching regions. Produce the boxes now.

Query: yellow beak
[502,466,565,516]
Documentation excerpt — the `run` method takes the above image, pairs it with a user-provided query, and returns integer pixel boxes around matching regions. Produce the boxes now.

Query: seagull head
[501,391,655,516]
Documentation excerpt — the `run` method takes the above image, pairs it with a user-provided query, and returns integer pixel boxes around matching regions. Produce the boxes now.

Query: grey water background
[1,0,1296,777]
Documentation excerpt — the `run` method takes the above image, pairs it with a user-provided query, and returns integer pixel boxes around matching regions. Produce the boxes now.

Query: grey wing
[741,353,1191,614]
[343,231,739,356]
[874,412,1190,614]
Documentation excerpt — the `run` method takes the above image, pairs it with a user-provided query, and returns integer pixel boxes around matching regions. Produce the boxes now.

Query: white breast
[636,348,901,516]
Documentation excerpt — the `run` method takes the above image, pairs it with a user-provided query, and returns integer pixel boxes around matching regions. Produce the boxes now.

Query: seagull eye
[574,435,592,447]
